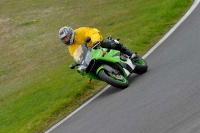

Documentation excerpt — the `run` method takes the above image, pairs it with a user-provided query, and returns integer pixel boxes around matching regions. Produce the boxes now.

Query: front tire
[98,69,129,89]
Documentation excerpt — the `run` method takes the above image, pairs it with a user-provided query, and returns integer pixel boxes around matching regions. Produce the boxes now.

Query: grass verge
[0,0,192,132]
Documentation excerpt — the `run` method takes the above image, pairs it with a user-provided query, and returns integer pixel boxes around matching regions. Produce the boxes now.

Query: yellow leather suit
[68,27,103,56]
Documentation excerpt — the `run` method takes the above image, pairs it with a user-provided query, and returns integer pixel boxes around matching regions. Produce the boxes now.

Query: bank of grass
[0,0,191,132]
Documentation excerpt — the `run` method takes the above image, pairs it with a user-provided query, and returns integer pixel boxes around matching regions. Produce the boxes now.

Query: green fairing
[73,40,147,89]
[92,48,127,77]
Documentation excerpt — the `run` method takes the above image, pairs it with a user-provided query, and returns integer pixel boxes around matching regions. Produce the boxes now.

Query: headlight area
[77,65,87,74]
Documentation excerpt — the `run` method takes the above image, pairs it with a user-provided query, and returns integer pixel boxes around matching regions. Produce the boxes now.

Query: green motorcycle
[70,37,148,89]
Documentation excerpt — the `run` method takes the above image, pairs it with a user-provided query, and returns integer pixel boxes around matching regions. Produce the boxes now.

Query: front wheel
[98,69,129,89]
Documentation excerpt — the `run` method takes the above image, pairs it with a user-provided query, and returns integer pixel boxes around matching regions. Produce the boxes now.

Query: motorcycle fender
[96,65,104,75]
[96,64,115,75]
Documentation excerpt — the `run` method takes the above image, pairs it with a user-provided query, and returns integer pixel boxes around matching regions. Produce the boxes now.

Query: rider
[58,26,136,60]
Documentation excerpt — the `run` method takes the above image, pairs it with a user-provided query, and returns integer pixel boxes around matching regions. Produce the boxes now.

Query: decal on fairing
[117,59,135,74]
[123,68,130,76]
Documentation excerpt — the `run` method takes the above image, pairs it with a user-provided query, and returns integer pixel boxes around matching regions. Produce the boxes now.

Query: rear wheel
[133,56,148,74]
[98,69,129,89]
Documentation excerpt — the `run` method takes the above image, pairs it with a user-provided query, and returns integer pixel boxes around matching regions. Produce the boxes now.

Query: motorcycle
[70,37,148,89]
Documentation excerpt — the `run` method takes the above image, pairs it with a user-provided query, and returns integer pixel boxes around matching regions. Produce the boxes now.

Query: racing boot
[120,45,137,62]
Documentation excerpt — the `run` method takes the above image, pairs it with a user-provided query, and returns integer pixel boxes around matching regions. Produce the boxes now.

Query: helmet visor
[61,36,70,45]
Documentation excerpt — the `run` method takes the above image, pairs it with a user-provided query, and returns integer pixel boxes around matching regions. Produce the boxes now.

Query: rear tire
[133,56,148,74]
[98,69,129,89]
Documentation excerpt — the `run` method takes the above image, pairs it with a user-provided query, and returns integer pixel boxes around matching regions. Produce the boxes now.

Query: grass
[0,0,191,132]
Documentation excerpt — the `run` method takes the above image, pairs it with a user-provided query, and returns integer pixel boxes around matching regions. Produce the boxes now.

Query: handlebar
[69,63,79,69]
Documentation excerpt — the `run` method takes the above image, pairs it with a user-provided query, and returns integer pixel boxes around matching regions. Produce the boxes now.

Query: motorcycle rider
[58,26,136,60]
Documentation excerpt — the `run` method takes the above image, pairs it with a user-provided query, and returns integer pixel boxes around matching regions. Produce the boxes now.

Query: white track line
[45,1,200,132]
[45,85,111,133]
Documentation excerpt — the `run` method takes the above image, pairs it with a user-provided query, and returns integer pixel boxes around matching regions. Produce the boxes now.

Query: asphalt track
[46,1,200,133]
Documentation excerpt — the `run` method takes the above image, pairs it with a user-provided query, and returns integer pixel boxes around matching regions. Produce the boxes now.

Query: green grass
[0,0,191,132]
